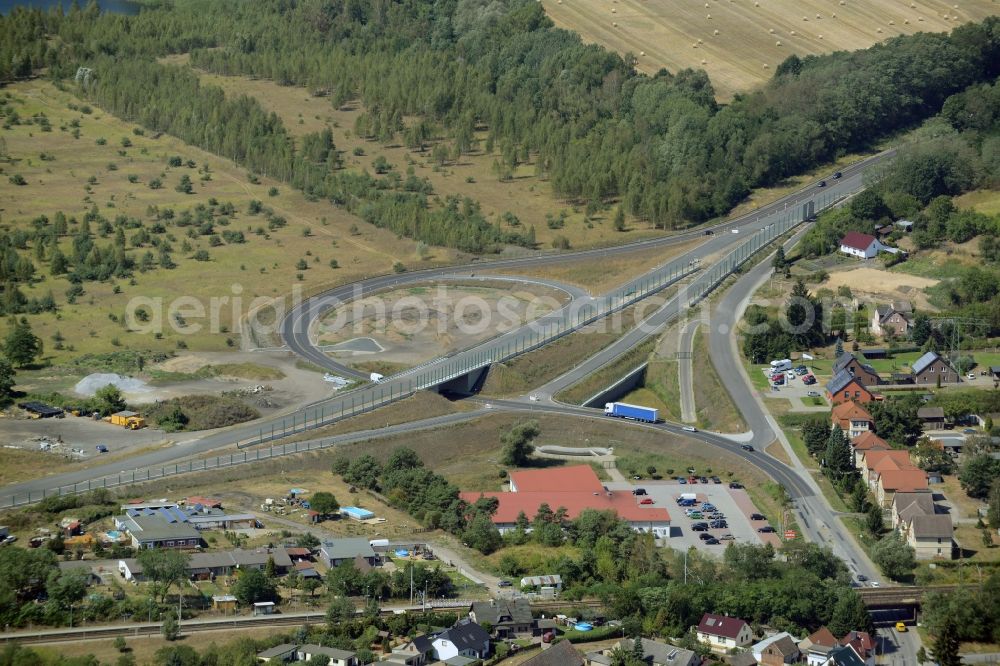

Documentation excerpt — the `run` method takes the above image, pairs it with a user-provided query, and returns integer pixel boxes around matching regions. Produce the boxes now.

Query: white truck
[770,359,792,373]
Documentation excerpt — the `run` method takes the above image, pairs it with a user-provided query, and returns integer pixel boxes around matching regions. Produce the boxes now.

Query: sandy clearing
[823,266,940,309]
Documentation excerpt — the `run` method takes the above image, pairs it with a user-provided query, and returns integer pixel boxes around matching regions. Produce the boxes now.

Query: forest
[2,1,999,252]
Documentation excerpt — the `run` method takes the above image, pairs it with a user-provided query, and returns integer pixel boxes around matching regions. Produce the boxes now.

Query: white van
[770,359,792,372]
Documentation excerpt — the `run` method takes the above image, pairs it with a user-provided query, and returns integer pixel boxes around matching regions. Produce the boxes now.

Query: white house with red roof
[696,613,753,652]
[839,231,887,259]
[460,465,671,538]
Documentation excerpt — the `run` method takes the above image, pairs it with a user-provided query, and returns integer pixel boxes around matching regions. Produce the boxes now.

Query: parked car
[710,520,728,529]
[688,512,704,519]
[699,533,714,541]
[704,229,714,235]
[741,444,755,452]
[498,580,512,587]
[711,476,721,484]
[688,476,699,484]
[705,537,720,545]
[632,475,642,480]
[807,391,821,397]
[963,428,977,434]
[803,375,817,385]
[691,523,709,531]
[678,478,688,484]
[729,482,743,489]
[698,476,708,484]
[96,444,109,453]
[719,534,735,540]
[750,513,765,521]
[795,366,808,375]
[639,498,655,505]
[967,373,976,380]
[856,574,868,582]
[701,503,716,512]
[633,488,647,496]
[757,526,776,533]
[870,581,880,588]
[895,622,907,633]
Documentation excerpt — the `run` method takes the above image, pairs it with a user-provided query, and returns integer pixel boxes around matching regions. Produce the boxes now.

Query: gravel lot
[605,479,776,554]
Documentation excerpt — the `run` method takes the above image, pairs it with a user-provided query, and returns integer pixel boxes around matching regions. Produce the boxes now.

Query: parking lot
[605,479,781,554]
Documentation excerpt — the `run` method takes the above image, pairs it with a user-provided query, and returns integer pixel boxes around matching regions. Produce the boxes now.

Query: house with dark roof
[825,645,867,666]
[916,406,946,429]
[831,402,874,439]
[891,492,936,530]
[389,635,434,665]
[826,370,879,405]
[870,302,912,338]
[759,635,801,666]
[832,353,882,387]
[903,512,955,560]
[469,599,533,637]
[524,640,584,666]
[839,631,876,666]
[696,613,753,652]
[318,539,379,568]
[839,232,887,259]
[256,643,298,663]
[296,644,357,666]
[911,352,960,385]
[587,639,698,666]
[432,619,491,661]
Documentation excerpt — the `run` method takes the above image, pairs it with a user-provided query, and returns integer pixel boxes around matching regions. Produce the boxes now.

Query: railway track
[0,599,604,645]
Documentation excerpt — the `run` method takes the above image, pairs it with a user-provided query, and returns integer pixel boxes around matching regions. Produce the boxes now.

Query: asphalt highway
[0,150,892,507]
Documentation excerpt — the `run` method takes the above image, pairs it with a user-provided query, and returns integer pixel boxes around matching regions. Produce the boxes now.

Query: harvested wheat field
[543,0,998,99]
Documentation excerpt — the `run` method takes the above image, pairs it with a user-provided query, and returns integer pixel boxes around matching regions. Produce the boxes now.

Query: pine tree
[631,636,646,663]
[772,245,786,271]
[866,501,884,536]
[0,355,15,404]
[4,317,43,367]
[933,617,961,666]
[824,426,852,479]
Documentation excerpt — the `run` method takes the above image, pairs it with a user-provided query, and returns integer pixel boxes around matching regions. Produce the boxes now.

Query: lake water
[0,0,143,15]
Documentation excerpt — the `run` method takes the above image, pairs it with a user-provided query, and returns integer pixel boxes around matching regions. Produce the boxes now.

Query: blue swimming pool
[574,623,593,632]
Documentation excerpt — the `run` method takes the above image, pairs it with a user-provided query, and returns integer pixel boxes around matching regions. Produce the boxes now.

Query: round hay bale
[775,40,782,45]
[839,0,845,5]
[692,42,698,47]
[640,51,645,56]
[876,27,883,33]
[818,33,824,39]
[768,27,775,33]
[612,21,618,26]
[698,38,703,43]
[762,63,769,68]
[910,2,915,7]
[790,30,797,35]
[705,2,710,6]
[888,20,895,25]
[713,29,719,35]
[706,13,712,18]
[954,4,959,8]
[754,1,759,6]
[816,13,821,19]
[701,59,707,64]
[802,16,807,21]
[832,12,837,18]
[903,19,909,24]
[918,16,924,21]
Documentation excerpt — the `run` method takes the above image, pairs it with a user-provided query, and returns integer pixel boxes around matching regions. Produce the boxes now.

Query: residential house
[696,613,753,653]
[861,450,915,488]
[870,302,912,338]
[119,547,292,583]
[891,492,937,530]
[839,232,888,259]
[916,407,946,430]
[752,633,800,666]
[318,539,379,568]
[257,643,298,663]
[839,632,876,666]
[296,645,357,666]
[824,645,867,666]
[389,635,434,665]
[831,402,874,440]
[851,432,890,470]
[462,466,671,538]
[832,353,882,387]
[523,640,585,666]
[586,639,698,666]
[116,502,256,548]
[826,370,879,405]
[432,620,491,662]
[911,352,961,385]
[729,654,758,666]
[120,515,201,550]
[876,469,929,508]
[799,627,840,666]
[519,575,563,594]
[469,599,533,638]
[212,595,237,612]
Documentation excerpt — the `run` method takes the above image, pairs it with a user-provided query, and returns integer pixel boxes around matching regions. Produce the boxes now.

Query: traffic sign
[784,530,797,539]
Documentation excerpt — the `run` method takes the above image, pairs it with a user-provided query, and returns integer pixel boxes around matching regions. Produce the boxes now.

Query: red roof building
[696,613,753,651]
[840,231,885,259]
[461,465,670,538]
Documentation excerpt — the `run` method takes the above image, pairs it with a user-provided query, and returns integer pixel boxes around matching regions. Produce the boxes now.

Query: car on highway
[807,391,821,397]
[757,526,776,533]
[639,498,655,505]
[741,444,755,452]
[895,622,907,633]
[817,180,827,187]
[704,229,714,235]
[731,228,739,234]
[833,171,842,179]
[682,426,697,432]
[529,394,539,401]
[750,513,765,521]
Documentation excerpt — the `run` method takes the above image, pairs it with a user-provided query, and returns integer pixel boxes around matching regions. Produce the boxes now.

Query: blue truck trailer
[604,402,658,423]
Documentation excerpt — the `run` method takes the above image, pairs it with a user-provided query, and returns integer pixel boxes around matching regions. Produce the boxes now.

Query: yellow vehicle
[895,622,907,633]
